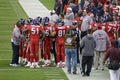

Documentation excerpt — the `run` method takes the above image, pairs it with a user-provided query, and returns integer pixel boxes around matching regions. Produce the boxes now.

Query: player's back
[105,22,119,39]
[28,25,42,39]
[55,26,66,40]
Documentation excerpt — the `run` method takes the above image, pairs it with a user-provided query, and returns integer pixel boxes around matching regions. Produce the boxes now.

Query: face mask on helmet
[19,18,25,25]
[35,16,42,25]
[27,18,34,25]
[58,20,64,27]
[33,19,38,25]
[42,17,49,26]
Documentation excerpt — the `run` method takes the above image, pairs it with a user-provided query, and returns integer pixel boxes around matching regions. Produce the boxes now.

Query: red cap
[91,2,94,4]
[97,23,102,29]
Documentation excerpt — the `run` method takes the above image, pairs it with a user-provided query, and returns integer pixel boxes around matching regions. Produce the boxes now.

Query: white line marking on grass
[46,75,63,78]
[0,50,11,51]
[0,31,11,32]
[45,74,61,76]
[47,79,65,80]
[0,36,10,37]
[45,73,64,79]
[0,69,41,71]
[46,76,64,79]
[44,71,60,74]
[0,59,11,60]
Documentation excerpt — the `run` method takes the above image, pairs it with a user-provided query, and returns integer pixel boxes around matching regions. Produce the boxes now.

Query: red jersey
[74,17,82,22]
[90,22,96,31]
[74,0,78,5]
[97,0,106,4]
[111,6,119,13]
[55,26,70,40]
[55,25,70,63]
[43,25,52,41]
[117,6,120,16]
[105,22,119,41]
[90,22,104,31]
[118,27,120,38]
[63,4,69,14]
[104,4,109,8]
[117,21,120,38]
[27,25,42,39]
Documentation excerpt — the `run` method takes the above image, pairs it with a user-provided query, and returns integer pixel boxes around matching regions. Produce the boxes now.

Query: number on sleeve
[113,27,117,32]
[107,26,112,32]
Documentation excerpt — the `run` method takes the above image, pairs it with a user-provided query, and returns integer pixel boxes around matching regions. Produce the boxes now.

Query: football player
[51,20,76,67]
[42,17,53,67]
[23,18,46,68]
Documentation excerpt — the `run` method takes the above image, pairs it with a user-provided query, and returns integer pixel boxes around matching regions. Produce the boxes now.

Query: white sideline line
[62,68,71,80]
[19,0,50,18]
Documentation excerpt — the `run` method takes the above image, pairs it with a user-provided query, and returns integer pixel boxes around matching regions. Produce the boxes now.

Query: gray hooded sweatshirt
[93,29,111,51]
[80,34,96,56]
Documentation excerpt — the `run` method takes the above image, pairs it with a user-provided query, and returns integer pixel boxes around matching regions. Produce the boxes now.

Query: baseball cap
[67,7,72,11]
[51,10,56,14]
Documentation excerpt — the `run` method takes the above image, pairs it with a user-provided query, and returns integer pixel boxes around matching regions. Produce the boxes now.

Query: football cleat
[30,62,35,68]
[42,64,48,67]
[56,62,60,67]
[10,63,20,67]
[25,62,31,67]
[62,62,66,68]
[46,63,51,67]
[35,64,40,68]
[30,65,35,68]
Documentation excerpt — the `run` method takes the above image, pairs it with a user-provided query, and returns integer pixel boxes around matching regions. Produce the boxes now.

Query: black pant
[52,40,57,64]
[80,31,87,55]
[81,56,93,76]
[11,42,19,64]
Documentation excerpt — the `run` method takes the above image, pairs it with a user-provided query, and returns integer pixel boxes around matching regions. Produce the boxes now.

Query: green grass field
[0,0,68,80]
[40,0,55,10]
[0,0,28,58]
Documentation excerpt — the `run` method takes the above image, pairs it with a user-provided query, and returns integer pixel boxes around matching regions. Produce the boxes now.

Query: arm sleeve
[14,28,21,38]
[65,13,74,19]
[80,38,84,48]
[106,32,111,48]
[103,50,109,63]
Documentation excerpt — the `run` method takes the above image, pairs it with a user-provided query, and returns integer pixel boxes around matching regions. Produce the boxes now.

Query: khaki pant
[94,51,105,69]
